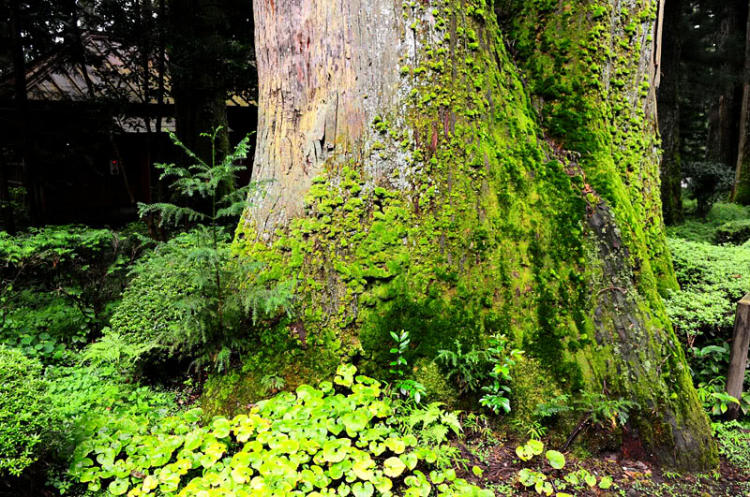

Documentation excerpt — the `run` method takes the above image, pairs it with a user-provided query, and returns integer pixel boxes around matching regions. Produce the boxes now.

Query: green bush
[0,346,58,477]
[115,129,295,372]
[0,224,150,364]
[67,364,490,496]
[682,161,735,218]
[44,363,180,494]
[0,291,92,364]
[108,233,196,362]
[663,287,734,346]
[667,201,750,243]
[108,230,294,372]
[713,421,750,470]
[665,237,750,345]
[714,219,750,245]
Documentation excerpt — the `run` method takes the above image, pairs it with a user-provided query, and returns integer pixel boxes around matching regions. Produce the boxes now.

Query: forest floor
[458,431,750,496]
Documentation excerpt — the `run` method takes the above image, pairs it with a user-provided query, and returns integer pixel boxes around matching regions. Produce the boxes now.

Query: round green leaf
[527,439,544,456]
[545,450,566,470]
[383,457,406,478]
[108,478,129,495]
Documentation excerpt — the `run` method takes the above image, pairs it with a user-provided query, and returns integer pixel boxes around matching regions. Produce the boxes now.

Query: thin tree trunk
[10,0,40,225]
[706,0,746,168]
[169,0,229,165]
[152,0,167,219]
[733,1,750,205]
[237,0,717,470]
[0,153,15,235]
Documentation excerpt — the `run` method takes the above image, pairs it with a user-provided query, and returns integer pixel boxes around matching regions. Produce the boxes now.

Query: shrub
[121,128,295,372]
[67,364,490,496]
[107,233,197,365]
[713,421,750,470]
[44,363,180,494]
[0,224,149,364]
[413,358,459,407]
[665,237,750,344]
[714,219,750,245]
[663,287,734,348]
[108,230,294,372]
[0,346,58,477]
[667,201,750,243]
[682,161,735,218]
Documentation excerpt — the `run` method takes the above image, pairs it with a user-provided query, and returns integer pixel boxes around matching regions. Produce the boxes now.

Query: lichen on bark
[224,0,717,470]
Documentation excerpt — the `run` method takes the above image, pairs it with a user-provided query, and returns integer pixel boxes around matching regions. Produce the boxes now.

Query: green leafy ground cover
[67,365,488,497]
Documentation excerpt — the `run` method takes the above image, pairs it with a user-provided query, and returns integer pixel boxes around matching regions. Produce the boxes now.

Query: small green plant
[132,128,295,371]
[535,392,636,429]
[260,373,286,394]
[518,468,553,495]
[389,330,426,403]
[513,419,548,441]
[515,439,544,461]
[479,335,522,415]
[462,412,491,438]
[395,401,462,448]
[697,378,744,416]
[712,420,750,470]
[578,392,637,427]
[0,346,59,477]
[436,340,492,394]
[515,439,614,495]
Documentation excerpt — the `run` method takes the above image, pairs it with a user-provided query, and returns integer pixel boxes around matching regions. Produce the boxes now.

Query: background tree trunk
[659,0,684,224]
[10,0,40,225]
[705,0,746,168]
[0,153,15,235]
[733,2,750,205]
[169,0,230,164]
[234,0,717,470]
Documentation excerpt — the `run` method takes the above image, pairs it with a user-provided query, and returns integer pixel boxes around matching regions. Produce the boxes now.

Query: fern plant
[435,340,492,394]
[135,128,294,371]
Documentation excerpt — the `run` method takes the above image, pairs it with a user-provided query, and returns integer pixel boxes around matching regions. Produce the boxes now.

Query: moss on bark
[220,0,717,470]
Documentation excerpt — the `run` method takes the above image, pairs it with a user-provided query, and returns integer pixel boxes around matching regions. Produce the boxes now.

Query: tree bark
[236,0,717,470]
[658,0,684,224]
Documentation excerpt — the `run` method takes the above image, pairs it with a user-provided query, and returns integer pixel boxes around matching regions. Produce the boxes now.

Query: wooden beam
[725,292,750,420]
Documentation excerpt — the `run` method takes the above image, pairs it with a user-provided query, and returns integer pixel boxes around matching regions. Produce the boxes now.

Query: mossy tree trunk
[236,0,717,470]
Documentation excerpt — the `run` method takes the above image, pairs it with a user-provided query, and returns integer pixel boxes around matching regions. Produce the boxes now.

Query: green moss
[508,355,562,424]
[413,358,460,407]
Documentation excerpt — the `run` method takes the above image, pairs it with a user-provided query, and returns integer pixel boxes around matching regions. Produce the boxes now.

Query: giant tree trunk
[235,0,717,470]
[658,0,684,224]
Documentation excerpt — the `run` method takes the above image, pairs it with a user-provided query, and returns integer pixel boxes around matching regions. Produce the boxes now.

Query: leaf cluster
[0,346,59,477]
[67,364,490,496]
